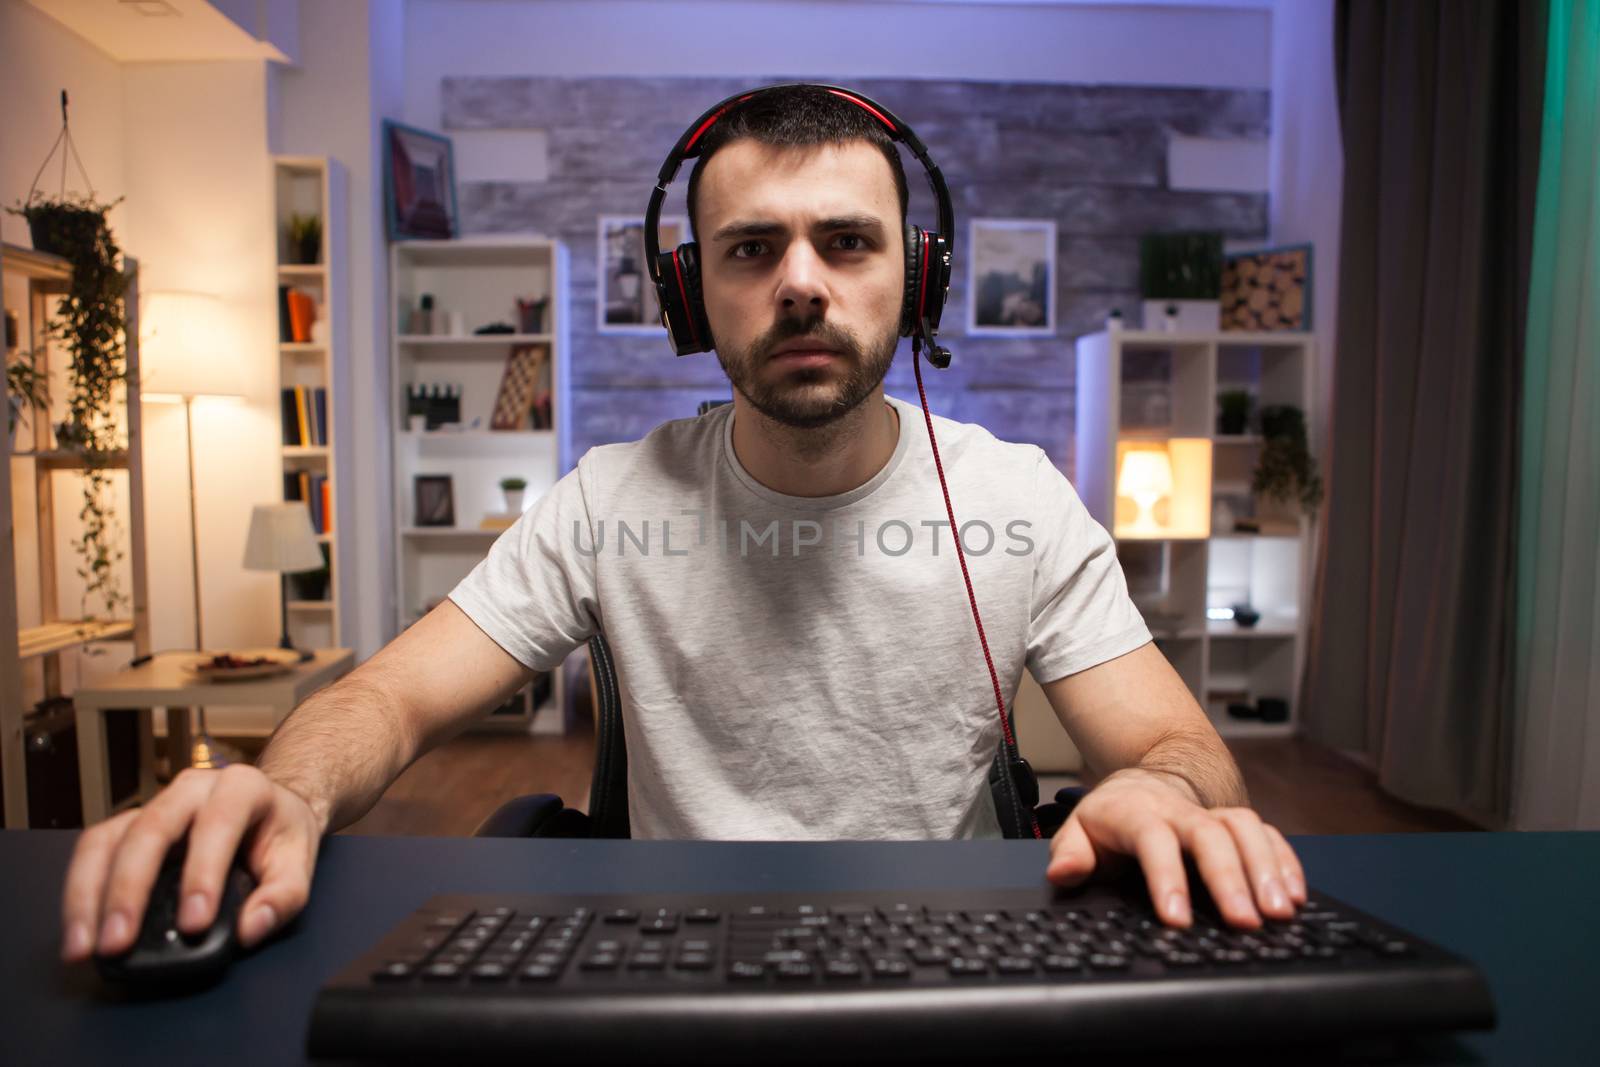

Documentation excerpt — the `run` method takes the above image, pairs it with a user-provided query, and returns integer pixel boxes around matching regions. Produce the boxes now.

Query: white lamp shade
[140,290,247,399]
[243,503,325,573]
[1118,448,1175,498]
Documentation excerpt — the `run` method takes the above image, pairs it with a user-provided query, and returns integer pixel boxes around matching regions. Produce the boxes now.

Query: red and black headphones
[643,83,956,368]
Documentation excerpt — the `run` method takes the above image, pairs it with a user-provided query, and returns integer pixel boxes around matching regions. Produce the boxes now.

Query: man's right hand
[60,764,325,962]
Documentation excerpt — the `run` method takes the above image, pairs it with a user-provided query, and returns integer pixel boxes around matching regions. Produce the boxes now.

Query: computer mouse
[93,834,258,991]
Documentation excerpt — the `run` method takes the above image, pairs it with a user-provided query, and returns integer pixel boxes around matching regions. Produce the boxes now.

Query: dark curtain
[1301,0,1547,827]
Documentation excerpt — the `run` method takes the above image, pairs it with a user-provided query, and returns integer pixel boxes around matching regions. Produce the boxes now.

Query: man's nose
[774,240,829,319]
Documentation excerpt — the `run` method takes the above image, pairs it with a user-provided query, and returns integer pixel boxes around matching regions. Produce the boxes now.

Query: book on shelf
[279,287,318,344]
[283,470,331,534]
[281,386,329,446]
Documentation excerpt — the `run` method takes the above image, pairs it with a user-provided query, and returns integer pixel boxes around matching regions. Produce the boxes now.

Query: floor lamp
[140,291,247,771]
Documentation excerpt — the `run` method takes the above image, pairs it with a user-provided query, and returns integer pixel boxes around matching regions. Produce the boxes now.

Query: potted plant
[287,212,322,265]
[6,349,49,453]
[500,476,528,513]
[1217,389,1253,436]
[6,190,130,616]
[1139,231,1223,331]
[1253,405,1324,518]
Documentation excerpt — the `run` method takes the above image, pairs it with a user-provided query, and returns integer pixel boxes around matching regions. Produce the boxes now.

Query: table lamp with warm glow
[140,290,247,770]
[243,502,324,661]
[1118,447,1175,536]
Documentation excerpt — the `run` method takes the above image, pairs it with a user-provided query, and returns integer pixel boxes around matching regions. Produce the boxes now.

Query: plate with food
[187,650,301,681]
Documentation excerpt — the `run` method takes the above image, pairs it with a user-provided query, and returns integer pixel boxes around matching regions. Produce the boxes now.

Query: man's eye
[835,234,866,251]
[731,240,766,259]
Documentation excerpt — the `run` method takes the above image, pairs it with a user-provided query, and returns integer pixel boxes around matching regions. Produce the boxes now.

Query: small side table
[71,648,355,824]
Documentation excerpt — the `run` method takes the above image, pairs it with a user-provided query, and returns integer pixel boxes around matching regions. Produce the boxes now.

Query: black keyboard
[306,881,1495,1062]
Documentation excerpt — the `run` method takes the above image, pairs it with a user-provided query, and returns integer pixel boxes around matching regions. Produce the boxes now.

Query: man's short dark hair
[685,85,911,246]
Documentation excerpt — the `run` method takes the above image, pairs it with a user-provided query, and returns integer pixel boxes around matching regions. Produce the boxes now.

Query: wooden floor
[220,729,1480,839]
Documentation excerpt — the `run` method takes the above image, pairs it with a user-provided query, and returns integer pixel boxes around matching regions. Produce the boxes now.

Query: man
[60,86,1304,966]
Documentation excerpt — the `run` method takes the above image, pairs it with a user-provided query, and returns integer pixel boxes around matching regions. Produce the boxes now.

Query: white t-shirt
[448,393,1151,840]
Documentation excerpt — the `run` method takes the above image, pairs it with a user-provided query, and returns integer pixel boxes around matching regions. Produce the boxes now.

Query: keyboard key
[580,954,620,970]
[824,959,862,979]
[372,961,415,981]
[1088,954,1130,971]
[685,908,722,924]
[676,953,715,970]
[776,962,814,980]
[996,956,1036,974]
[603,909,639,924]
[421,962,460,981]
[469,963,510,982]
[1042,954,1085,973]
[728,961,765,980]
[628,955,666,971]
[948,957,989,976]
[518,964,558,981]
[871,957,911,978]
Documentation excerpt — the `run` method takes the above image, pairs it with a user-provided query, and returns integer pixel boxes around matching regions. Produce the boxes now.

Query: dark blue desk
[2,831,1595,1064]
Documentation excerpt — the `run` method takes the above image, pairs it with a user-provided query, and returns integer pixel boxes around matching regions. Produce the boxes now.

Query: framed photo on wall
[413,474,455,528]
[384,120,458,240]
[968,218,1056,336]
[598,215,688,333]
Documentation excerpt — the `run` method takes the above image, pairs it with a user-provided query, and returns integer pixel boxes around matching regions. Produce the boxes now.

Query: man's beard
[715,312,899,430]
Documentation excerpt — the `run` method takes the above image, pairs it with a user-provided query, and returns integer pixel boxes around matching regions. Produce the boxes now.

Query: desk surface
[71,648,354,708]
[1,831,1594,1065]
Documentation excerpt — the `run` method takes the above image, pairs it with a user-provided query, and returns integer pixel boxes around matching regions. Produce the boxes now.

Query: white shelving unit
[2,243,152,828]
[1075,329,1317,739]
[388,236,570,733]
[274,156,350,650]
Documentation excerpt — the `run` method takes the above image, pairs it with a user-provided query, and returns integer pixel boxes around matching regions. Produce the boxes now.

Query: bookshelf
[1075,329,1317,740]
[2,243,152,828]
[274,156,349,651]
[388,236,570,734]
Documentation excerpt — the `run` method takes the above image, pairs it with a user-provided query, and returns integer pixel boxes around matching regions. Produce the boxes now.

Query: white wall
[272,0,404,665]
[120,60,282,734]
[401,0,1270,130]
[1266,0,1341,465]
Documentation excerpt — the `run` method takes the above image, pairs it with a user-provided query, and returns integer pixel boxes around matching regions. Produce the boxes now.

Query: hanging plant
[4,91,129,617]
[1252,404,1324,518]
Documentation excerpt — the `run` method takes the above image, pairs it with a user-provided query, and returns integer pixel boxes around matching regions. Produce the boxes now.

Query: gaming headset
[644,83,955,369]
[642,84,1041,840]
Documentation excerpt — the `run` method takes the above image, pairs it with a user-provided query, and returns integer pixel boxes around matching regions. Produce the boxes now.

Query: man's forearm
[1125,729,1249,809]
[257,668,418,835]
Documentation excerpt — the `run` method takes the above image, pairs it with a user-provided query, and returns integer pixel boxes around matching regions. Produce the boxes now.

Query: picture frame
[967,218,1056,336]
[413,474,456,528]
[597,215,687,333]
[383,120,458,241]
[1221,243,1313,331]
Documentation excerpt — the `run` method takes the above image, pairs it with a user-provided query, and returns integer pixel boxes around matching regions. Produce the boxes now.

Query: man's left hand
[1043,768,1307,928]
